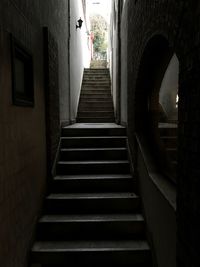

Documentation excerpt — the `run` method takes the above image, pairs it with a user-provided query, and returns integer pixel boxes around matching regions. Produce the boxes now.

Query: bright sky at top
[87,0,111,23]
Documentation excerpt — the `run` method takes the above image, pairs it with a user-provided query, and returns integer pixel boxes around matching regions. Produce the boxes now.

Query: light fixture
[76,18,83,30]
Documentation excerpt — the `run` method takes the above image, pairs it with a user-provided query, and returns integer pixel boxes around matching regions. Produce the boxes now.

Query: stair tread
[58,160,129,164]
[54,174,133,180]
[47,192,138,199]
[61,136,126,139]
[39,214,144,223]
[60,147,126,152]
[160,136,177,139]
[32,240,150,252]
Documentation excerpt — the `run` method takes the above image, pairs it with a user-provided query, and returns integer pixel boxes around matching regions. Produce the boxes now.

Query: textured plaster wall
[0,1,69,266]
[120,0,128,125]
[70,0,91,122]
[118,0,200,266]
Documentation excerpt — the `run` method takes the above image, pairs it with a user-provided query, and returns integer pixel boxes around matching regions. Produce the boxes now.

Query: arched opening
[159,54,179,123]
[135,35,178,183]
[158,54,179,183]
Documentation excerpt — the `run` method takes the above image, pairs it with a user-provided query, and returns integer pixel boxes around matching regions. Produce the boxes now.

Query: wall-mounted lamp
[76,18,83,30]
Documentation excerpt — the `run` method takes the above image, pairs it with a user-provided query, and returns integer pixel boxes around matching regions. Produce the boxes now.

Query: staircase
[77,68,115,123]
[30,68,152,266]
[30,124,152,266]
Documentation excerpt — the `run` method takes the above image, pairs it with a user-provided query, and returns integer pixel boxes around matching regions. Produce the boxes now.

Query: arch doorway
[135,35,179,183]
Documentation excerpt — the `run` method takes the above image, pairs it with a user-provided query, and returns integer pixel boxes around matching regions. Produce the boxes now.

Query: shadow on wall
[133,35,177,267]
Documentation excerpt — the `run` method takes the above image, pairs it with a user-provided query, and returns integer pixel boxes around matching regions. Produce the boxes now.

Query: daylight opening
[88,0,111,67]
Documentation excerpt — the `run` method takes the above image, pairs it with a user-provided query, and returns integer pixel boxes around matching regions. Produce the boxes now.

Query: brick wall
[119,0,200,266]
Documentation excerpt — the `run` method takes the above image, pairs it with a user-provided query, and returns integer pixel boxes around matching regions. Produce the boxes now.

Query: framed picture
[11,35,34,107]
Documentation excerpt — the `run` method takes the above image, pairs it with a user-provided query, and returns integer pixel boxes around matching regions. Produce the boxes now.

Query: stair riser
[61,138,127,148]
[83,75,110,79]
[83,77,110,81]
[61,128,126,137]
[159,128,177,136]
[80,95,112,99]
[160,137,177,148]
[166,150,177,161]
[45,198,140,214]
[78,102,113,108]
[81,86,111,90]
[32,250,151,265]
[56,162,130,175]
[37,221,145,240]
[81,89,111,94]
[52,178,134,193]
[84,70,109,73]
[78,107,114,112]
[77,112,114,118]
[60,149,127,161]
[82,81,110,84]
[77,118,115,123]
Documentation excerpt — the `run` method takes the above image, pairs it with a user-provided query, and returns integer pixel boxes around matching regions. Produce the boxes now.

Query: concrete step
[80,93,112,99]
[52,174,134,193]
[77,111,114,118]
[83,80,110,84]
[166,148,177,161]
[83,74,109,78]
[78,107,114,112]
[84,68,109,73]
[56,160,130,175]
[77,117,115,123]
[160,136,177,148]
[78,101,113,108]
[81,89,111,94]
[44,192,140,214]
[171,160,177,172]
[61,136,127,148]
[62,127,126,137]
[81,86,111,90]
[60,147,127,161]
[83,77,110,81]
[37,214,145,240]
[82,83,110,88]
[31,240,151,265]
[159,123,177,136]
[79,98,113,103]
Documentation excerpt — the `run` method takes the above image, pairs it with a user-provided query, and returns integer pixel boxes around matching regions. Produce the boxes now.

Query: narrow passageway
[1,1,199,267]
[77,68,115,123]
[31,122,152,266]
[30,66,153,265]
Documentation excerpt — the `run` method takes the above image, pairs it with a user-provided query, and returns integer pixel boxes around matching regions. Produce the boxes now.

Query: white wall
[70,0,91,122]
[109,0,119,120]
[159,54,179,121]
[120,0,128,125]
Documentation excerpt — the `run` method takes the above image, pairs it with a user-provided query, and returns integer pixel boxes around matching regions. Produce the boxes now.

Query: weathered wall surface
[0,1,69,266]
[120,0,128,125]
[70,0,91,122]
[110,0,120,123]
[118,1,200,267]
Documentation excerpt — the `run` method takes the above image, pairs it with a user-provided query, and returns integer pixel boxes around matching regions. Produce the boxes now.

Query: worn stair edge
[31,240,151,265]
[36,214,145,240]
